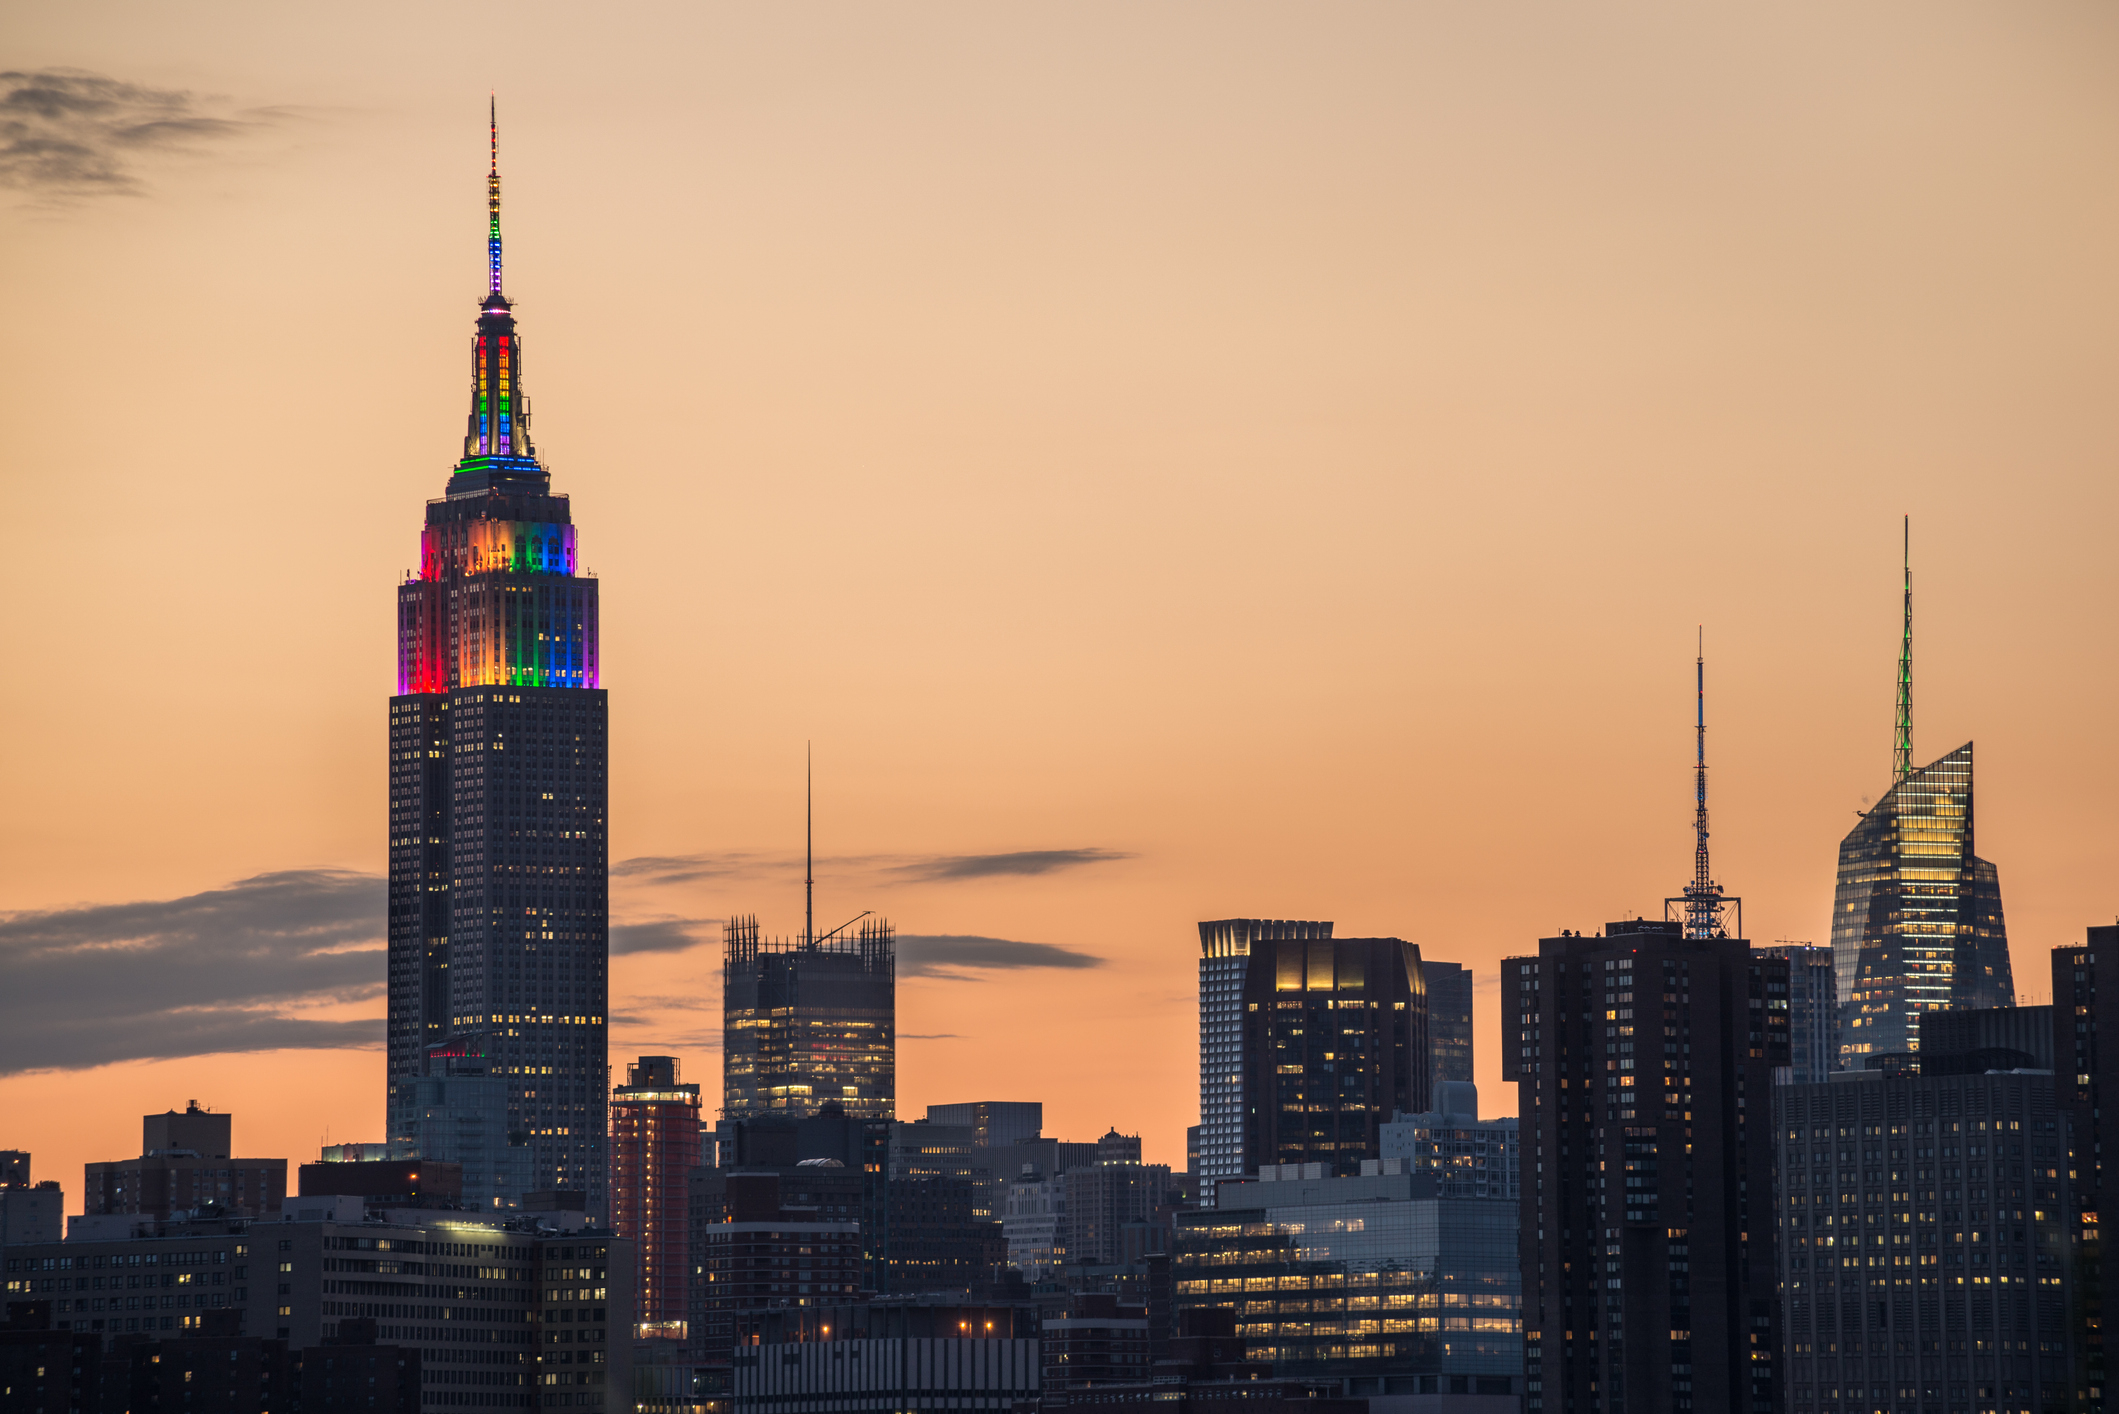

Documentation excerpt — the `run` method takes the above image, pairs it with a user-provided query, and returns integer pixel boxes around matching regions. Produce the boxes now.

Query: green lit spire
[1894,515,1912,782]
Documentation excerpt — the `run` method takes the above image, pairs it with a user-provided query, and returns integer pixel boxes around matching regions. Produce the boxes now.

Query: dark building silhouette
[696,1173,861,1365]
[732,1297,1039,1414]
[1774,1051,2075,1414]
[925,1103,1043,1148]
[1916,1005,2053,1073]
[1195,920,1430,1194]
[83,1103,285,1221]
[1834,744,2012,1064]
[723,917,894,1123]
[1758,943,1839,1084]
[610,1056,702,1343]
[1505,921,1788,1414]
[1424,959,1475,1097]
[386,116,609,1214]
[2054,932,2118,1405]
[294,1158,462,1209]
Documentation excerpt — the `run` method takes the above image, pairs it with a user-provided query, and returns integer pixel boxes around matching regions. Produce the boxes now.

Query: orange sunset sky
[6,0,2119,1205]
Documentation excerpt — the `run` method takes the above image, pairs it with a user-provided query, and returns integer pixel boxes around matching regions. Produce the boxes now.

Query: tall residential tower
[1833,522,2010,1061]
[387,111,610,1213]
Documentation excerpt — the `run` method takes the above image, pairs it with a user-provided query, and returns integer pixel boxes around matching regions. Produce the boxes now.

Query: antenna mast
[1681,629,1722,939]
[487,96,503,296]
[805,742,814,947]
[1894,514,1913,782]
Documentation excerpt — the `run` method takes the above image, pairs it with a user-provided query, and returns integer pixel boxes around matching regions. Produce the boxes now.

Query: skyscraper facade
[610,1055,701,1342]
[1758,942,1839,1084]
[1504,922,1789,1414]
[1774,1058,2076,1414]
[1833,529,2010,1063]
[1195,919,1431,1195]
[2053,932,2115,1406]
[1425,959,1475,1097]
[387,117,609,1214]
[1833,745,2011,1062]
[722,917,895,1121]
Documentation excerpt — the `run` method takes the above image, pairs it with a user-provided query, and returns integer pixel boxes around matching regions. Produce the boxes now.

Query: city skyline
[8,0,2119,1204]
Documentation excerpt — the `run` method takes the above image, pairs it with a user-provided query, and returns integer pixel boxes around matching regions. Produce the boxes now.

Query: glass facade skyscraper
[1832,743,2011,1062]
[721,916,895,1121]
[387,117,609,1214]
[1424,959,1475,1098]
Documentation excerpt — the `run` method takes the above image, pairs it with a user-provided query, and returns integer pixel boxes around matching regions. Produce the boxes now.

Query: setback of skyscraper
[1833,743,2011,1064]
[387,118,608,1215]
[1504,921,1789,1414]
[1194,919,1431,1198]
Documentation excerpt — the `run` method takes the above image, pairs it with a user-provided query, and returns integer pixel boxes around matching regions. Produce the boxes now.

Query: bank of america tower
[387,115,609,1213]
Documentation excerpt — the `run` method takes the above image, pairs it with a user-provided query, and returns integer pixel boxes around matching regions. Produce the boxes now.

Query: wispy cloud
[0,69,285,200]
[610,917,718,955]
[611,852,763,885]
[896,934,1104,979]
[0,870,386,1075]
[891,849,1133,882]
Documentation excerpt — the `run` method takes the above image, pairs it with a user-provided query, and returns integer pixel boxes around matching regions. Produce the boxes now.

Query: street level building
[1774,1058,2073,1414]
[609,1056,701,1341]
[387,119,610,1215]
[1173,1168,1520,1398]
[1504,921,1789,1414]
[1196,920,1431,1196]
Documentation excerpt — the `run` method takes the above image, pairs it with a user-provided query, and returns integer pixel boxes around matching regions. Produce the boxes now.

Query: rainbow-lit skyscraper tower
[387,109,609,1214]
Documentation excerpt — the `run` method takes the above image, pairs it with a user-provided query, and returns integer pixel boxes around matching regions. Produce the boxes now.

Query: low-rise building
[83,1102,287,1221]
[1040,1292,1148,1407]
[731,1296,1038,1414]
[1173,1168,1521,1401]
[0,1211,633,1412]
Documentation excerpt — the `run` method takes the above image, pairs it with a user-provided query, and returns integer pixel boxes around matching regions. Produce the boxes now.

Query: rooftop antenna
[805,742,814,947]
[1894,514,1913,783]
[487,95,504,296]
[1668,628,1738,940]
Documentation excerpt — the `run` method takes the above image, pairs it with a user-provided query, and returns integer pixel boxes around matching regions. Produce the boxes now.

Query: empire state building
[387,115,609,1213]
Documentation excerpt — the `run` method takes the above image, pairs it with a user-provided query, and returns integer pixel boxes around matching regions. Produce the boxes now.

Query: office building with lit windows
[1173,1167,1521,1398]
[386,118,610,1216]
[1504,921,1789,1414]
[1833,744,2011,1063]
[722,918,895,1122]
[1195,920,1430,1200]
[609,1056,700,1342]
[1773,1052,2075,1414]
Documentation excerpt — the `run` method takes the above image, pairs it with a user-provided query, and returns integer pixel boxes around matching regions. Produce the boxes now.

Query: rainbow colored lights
[397,113,599,699]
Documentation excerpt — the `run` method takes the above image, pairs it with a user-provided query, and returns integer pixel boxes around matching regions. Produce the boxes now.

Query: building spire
[1682,628,1722,940]
[805,742,815,947]
[487,95,503,296]
[1894,515,1913,782]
